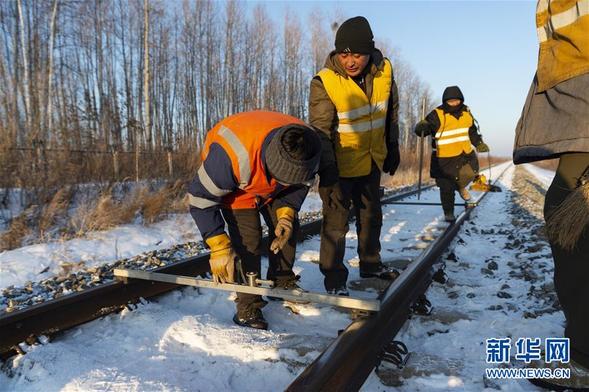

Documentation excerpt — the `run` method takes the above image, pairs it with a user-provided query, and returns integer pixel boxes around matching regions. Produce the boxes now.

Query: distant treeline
[0,0,433,187]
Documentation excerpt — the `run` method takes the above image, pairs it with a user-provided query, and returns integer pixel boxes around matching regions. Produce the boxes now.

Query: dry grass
[68,181,188,237]
[0,146,201,191]
[0,180,190,251]
[381,149,432,188]
[70,189,135,235]
[136,181,188,223]
[381,166,432,189]
[0,179,190,251]
[39,187,73,238]
[0,207,36,251]
[168,180,189,213]
[140,186,171,224]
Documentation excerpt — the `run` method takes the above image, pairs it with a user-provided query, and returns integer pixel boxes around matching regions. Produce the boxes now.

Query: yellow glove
[205,233,236,284]
[270,206,295,254]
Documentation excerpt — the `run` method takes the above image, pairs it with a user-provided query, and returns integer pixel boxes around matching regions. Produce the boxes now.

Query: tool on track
[382,201,476,207]
[113,269,381,312]
[470,173,502,192]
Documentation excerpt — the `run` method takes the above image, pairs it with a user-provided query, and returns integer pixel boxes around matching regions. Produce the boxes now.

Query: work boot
[444,212,456,223]
[528,357,589,391]
[267,277,310,304]
[360,264,400,280]
[327,286,349,296]
[458,187,472,202]
[233,307,268,330]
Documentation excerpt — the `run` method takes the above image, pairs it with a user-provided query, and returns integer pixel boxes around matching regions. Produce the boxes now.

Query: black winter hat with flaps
[442,86,465,102]
[265,125,321,185]
[335,16,375,54]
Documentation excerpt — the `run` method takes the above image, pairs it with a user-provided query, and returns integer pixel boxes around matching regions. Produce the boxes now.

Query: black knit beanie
[335,16,375,54]
[265,125,321,185]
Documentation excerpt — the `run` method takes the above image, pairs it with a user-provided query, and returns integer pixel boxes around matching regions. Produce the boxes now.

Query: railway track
[0,183,433,360]
[0,164,507,390]
[288,164,510,391]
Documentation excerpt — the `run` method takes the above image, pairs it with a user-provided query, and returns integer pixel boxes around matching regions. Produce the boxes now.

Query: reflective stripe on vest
[316,59,392,177]
[536,0,589,91]
[217,125,251,188]
[434,109,474,158]
[197,165,232,197]
[537,0,589,41]
[188,193,219,209]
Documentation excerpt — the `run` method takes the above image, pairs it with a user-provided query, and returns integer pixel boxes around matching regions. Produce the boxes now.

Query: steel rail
[113,269,381,312]
[0,184,435,360]
[286,164,510,392]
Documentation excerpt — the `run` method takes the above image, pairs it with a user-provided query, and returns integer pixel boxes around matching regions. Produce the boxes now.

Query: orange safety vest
[200,111,306,209]
[433,108,475,158]
[536,0,589,91]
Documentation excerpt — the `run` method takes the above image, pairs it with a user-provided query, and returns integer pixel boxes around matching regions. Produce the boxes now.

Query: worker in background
[414,86,489,222]
[514,0,589,389]
[188,111,321,330]
[309,16,401,296]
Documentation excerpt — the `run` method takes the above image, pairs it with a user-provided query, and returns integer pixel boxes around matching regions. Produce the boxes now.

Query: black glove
[414,120,431,136]
[476,141,490,153]
[383,145,401,176]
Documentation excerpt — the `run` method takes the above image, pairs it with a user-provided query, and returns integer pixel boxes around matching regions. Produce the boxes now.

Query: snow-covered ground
[1,163,562,391]
[0,193,323,291]
[523,164,555,188]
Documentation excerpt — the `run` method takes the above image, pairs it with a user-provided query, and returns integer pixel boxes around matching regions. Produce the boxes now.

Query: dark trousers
[436,178,457,215]
[222,202,299,314]
[435,163,476,215]
[544,152,589,368]
[319,164,382,291]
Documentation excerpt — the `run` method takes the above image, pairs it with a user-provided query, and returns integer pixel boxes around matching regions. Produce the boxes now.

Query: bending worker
[188,111,321,330]
[414,86,489,222]
[309,16,401,296]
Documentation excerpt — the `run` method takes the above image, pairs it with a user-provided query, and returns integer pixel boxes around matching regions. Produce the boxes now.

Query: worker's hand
[476,142,490,153]
[270,207,295,254]
[414,120,431,136]
[205,233,236,284]
[383,144,401,176]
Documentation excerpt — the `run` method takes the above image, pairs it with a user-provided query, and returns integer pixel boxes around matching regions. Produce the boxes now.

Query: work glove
[476,142,490,153]
[205,233,236,284]
[414,120,431,136]
[383,144,401,176]
[270,206,295,254]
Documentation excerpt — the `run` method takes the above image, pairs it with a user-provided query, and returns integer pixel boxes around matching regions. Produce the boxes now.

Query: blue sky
[255,0,539,157]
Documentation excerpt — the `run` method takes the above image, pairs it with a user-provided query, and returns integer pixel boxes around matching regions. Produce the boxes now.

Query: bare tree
[44,0,58,139]
[0,0,434,188]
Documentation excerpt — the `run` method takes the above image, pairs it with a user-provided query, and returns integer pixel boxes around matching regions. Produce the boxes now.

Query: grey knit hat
[265,124,321,185]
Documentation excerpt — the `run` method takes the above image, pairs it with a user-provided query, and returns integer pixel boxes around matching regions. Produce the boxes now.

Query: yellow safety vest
[433,108,474,158]
[536,0,589,92]
[317,59,392,177]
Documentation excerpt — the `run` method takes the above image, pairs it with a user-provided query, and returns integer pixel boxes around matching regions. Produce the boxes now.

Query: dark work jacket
[416,105,483,180]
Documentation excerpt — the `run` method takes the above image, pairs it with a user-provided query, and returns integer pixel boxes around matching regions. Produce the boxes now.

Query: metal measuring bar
[113,269,380,312]
[382,201,476,207]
